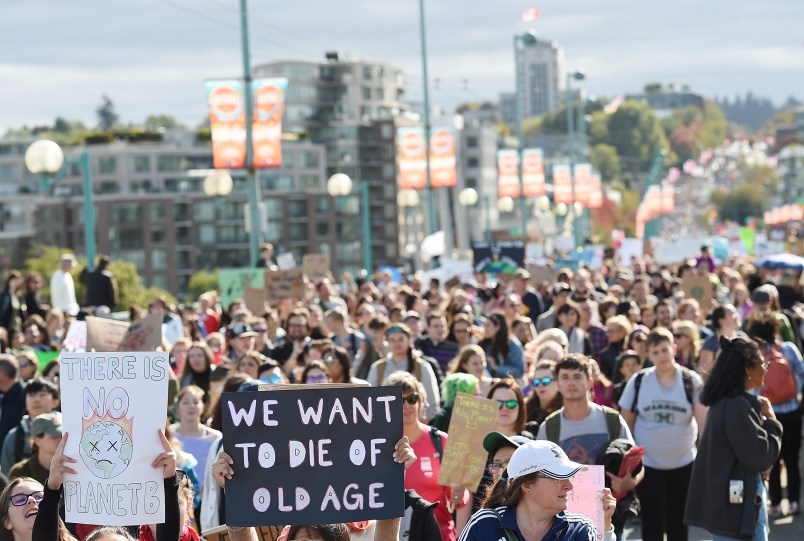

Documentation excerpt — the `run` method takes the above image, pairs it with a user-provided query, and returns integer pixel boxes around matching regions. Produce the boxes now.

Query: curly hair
[700,336,763,406]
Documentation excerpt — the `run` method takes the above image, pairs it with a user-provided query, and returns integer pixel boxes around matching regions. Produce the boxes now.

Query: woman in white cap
[459,440,616,541]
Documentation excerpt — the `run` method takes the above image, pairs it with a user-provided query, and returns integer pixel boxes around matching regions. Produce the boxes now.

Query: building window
[381,124,392,139]
[362,67,373,80]
[118,228,144,250]
[150,203,165,221]
[376,88,384,100]
[198,224,215,244]
[300,174,320,190]
[264,222,282,242]
[289,224,307,242]
[288,200,307,218]
[194,201,215,221]
[151,274,169,290]
[301,151,320,169]
[316,222,329,236]
[110,203,143,224]
[95,156,117,175]
[127,156,151,173]
[467,157,479,168]
[264,199,283,219]
[467,137,478,148]
[150,249,168,270]
[98,181,120,194]
[315,197,330,213]
[151,230,165,244]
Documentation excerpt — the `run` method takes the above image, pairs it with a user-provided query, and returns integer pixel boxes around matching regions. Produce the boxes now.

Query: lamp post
[566,69,586,246]
[237,0,263,266]
[397,189,422,271]
[513,30,538,242]
[328,174,372,272]
[417,0,438,236]
[203,170,234,230]
[458,187,492,244]
[24,139,96,271]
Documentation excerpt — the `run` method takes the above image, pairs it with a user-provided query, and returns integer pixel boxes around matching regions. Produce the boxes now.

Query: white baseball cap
[507,440,587,480]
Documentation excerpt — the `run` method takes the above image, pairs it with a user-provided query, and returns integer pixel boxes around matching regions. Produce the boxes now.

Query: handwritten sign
[118,311,163,352]
[683,275,714,314]
[218,268,266,308]
[526,264,556,285]
[60,352,170,525]
[276,252,297,271]
[86,316,130,352]
[222,385,404,526]
[244,287,268,315]
[302,254,330,283]
[438,394,498,491]
[566,465,606,540]
[264,269,305,303]
[63,321,87,352]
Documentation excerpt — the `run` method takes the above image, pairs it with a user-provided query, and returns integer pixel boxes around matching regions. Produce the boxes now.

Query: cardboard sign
[86,316,131,352]
[118,311,164,352]
[62,321,88,352]
[201,525,283,541]
[683,275,714,313]
[264,269,305,302]
[438,394,498,491]
[566,465,606,540]
[244,287,268,315]
[526,264,556,285]
[60,352,170,525]
[222,385,404,526]
[618,238,644,265]
[472,241,525,274]
[276,252,297,271]
[218,268,266,309]
[302,254,330,283]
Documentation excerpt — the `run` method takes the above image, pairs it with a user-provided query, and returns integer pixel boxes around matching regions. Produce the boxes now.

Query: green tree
[96,95,119,130]
[711,185,764,225]
[589,143,621,181]
[187,269,218,301]
[607,100,674,170]
[144,114,184,131]
[587,111,609,147]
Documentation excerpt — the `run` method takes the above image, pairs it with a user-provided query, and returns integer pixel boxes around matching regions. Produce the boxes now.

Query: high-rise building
[518,39,564,118]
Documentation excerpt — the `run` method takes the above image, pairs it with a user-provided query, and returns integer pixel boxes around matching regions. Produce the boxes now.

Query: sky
[2,0,803,134]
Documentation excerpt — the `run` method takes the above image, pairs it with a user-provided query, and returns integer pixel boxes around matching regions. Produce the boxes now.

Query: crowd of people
[0,244,802,541]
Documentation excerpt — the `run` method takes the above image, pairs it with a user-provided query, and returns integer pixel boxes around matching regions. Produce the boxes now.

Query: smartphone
[729,480,744,504]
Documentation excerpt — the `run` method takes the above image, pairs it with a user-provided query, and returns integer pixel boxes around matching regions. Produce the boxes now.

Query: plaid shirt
[586,322,608,361]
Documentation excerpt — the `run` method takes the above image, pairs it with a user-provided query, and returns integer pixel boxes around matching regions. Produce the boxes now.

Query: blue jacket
[459,505,607,541]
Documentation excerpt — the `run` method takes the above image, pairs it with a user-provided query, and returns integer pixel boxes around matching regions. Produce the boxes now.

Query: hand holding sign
[212,451,234,488]
[151,429,178,479]
[48,433,78,490]
[601,488,616,532]
[393,436,416,470]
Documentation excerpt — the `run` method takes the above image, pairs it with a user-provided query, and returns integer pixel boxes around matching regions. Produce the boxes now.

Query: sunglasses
[532,376,554,387]
[323,355,337,365]
[403,394,420,405]
[306,374,328,384]
[9,491,44,506]
[497,399,518,410]
[260,373,283,384]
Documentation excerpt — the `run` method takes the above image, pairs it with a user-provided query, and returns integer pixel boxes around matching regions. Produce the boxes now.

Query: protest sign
[118,311,163,352]
[202,525,283,541]
[244,287,268,315]
[438,394,497,491]
[86,316,130,352]
[683,275,714,313]
[222,385,404,526]
[302,254,330,283]
[472,241,525,274]
[526,264,556,285]
[264,269,305,302]
[618,238,644,265]
[276,252,297,271]
[566,465,606,540]
[63,320,87,352]
[218,268,266,308]
[60,352,170,525]
[35,350,60,369]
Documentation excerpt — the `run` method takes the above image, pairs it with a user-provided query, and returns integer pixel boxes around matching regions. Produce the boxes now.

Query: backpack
[544,406,622,447]
[491,509,519,541]
[761,345,798,405]
[630,366,694,413]
[428,426,443,461]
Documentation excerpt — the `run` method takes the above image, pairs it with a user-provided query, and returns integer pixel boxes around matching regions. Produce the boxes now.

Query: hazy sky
[2,0,802,133]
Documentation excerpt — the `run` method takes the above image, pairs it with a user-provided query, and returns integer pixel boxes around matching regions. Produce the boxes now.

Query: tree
[606,100,674,170]
[188,270,218,301]
[711,185,764,226]
[96,95,119,130]
[144,114,184,131]
[589,143,621,181]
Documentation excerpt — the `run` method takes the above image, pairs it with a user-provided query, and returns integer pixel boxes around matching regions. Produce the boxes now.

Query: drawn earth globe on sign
[79,421,133,479]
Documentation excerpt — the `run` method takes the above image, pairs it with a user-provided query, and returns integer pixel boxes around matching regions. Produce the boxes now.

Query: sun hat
[507,440,587,480]
[482,431,532,455]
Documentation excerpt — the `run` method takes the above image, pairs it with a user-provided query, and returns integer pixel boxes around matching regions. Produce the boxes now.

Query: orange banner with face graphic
[206,80,247,169]
[251,78,287,168]
[522,148,546,197]
[573,163,593,207]
[497,150,520,198]
[429,127,458,188]
[552,164,573,205]
[397,127,427,190]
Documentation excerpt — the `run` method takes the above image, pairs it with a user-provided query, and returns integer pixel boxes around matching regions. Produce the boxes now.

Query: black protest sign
[472,240,525,274]
[222,385,404,526]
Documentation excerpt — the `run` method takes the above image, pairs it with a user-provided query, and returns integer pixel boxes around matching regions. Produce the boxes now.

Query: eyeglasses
[487,460,509,474]
[260,373,283,384]
[403,394,420,405]
[323,355,337,365]
[252,327,266,333]
[305,374,328,384]
[9,491,44,506]
[532,377,554,387]
[497,399,518,410]
[453,327,469,334]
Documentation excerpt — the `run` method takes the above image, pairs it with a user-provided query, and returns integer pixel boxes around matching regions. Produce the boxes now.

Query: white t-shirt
[536,403,633,466]
[618,365,703,470]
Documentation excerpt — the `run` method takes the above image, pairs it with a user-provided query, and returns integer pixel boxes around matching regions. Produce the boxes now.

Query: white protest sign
[566,465,606,540]
[60,352,170,525]
[618,238,644,265]
[63,321,87,352]
[276,252,296,271]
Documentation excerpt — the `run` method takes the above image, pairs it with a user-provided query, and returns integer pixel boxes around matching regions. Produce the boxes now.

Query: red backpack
[761,345,798,405]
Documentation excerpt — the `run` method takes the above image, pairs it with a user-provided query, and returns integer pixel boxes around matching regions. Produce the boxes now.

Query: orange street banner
[251,78,287,169]
[588,173,604,209]
[553,164,573,204]
[397,127,427,190]
[429,127,458,188]
[573,163,593,207]
[206,80,247,169]
[497,150,520,198]
[522,148,546,197]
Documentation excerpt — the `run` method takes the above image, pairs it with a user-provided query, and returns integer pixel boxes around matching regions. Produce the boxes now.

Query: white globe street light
[458,187,478,207]
[203,170,234,197]
[537,196,551,212]
[327,173,353,197]
[24,139,64,175]
[555,203,569,217]
[397,189,420,208]
[497,196,515,213]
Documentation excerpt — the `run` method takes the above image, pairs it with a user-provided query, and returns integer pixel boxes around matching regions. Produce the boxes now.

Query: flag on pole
[603,96,623,115]
[520,8,540,22]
